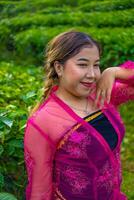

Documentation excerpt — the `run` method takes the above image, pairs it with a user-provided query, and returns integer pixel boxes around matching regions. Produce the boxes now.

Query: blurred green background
[0,0,134,199]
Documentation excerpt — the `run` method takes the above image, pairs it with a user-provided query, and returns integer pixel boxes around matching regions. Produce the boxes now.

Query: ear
[54,61,63,77]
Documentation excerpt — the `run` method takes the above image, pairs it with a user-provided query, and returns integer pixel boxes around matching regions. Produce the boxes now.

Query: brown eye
[78,63,87,67]
[94,64,100,68]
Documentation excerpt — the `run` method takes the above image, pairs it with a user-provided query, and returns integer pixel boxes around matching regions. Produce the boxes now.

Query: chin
[71,88,92,98]
[75,92,91,99]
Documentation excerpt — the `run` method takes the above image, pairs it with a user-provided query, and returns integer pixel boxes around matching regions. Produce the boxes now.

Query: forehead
[72,46,100,61]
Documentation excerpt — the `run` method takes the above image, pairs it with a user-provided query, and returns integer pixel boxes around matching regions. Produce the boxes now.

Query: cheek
[67,68,82,80]
[95,68,101,78]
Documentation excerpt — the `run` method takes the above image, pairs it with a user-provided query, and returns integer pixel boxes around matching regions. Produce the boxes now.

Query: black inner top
[83,110,118,150]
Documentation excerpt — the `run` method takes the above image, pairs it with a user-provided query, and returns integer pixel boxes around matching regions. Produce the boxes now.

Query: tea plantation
[0,0,134,199]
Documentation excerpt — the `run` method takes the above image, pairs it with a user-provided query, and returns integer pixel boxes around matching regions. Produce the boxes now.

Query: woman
[24,30,134,200]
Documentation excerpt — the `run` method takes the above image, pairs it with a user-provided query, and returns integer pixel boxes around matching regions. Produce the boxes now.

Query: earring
[58,73,62,77]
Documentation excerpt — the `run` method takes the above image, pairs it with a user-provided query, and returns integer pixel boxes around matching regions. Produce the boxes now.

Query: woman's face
[56,46,101,99]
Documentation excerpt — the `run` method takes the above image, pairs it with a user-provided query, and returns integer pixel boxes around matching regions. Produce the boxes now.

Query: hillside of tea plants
[0,0,134,199]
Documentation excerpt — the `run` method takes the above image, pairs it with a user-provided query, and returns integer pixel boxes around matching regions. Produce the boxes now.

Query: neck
[55,87,99,118]
[56,87,97,111]
[56,87,87,105]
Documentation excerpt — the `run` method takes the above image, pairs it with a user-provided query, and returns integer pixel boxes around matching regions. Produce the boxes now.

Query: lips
[80,82,95,88]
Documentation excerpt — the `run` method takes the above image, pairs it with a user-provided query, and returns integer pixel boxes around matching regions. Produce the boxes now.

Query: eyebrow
[77,58,100,62]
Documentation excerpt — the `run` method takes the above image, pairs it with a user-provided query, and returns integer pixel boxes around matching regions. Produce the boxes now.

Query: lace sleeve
[24,119,55,200]
[111,60,134,107]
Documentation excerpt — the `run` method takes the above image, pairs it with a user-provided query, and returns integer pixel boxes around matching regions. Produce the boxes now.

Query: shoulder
[28,100,52,123]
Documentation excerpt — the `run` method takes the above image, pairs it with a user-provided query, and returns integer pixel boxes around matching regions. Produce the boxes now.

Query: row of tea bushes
[0,0,132,19]
[1,8,134,33]
[78,0,134,12]
[0,26,133,66]
[0,0,106,16]
[0,0,133,66]
[0,2,72,19]
[0,0,78,19]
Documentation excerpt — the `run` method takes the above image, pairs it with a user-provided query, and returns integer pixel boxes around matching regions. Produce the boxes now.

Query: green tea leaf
[0,116,13,128]
[0,193,17,200]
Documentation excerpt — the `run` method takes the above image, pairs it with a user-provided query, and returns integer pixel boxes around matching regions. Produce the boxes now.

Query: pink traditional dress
[24,61,134,200]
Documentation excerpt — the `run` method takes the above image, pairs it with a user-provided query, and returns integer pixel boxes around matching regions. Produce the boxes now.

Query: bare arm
[94,60,134,107]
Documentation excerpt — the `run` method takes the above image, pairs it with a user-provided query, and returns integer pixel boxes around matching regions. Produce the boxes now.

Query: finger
[94,89,101,107]
[90,87,96,95]
[106,88,112,104]
[100,90,106,107]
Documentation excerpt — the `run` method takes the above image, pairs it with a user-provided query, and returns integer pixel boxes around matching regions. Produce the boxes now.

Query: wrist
[112,67,120,79]
[104,67,118,78]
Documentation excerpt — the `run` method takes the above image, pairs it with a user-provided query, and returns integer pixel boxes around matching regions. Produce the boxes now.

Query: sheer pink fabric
[24,60,134,200]
[111,60,134,106]
[24,97,77,200]
[24,122,54,199]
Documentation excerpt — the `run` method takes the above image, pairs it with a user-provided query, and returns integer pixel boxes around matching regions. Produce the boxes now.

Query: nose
[86,67,95,79]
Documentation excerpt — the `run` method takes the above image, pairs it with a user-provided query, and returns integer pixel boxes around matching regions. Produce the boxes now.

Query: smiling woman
[55,46,101,103]
[24,30,134,200]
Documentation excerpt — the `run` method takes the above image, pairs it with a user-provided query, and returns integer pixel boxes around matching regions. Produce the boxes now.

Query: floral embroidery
[62,165,90,194]
[112,83,134,106]
[114,150,122,184]
[96,160,116,193]
[62,131,91,159]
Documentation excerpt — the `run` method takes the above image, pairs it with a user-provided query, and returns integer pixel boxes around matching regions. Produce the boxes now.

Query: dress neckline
[83,109,101,119]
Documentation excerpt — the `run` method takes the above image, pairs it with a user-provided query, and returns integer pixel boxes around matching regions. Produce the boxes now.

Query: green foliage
[0,192,17,200]
[13,27,134,66]
[122,170,134,199]
[1,9,134,32]
[0,62,43,199]
[0,0,77,18]
[13,27,67,65]
[0,0,133,19]
[0,25,134,66]
[78,0,134,12]
[0,4,134,65]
